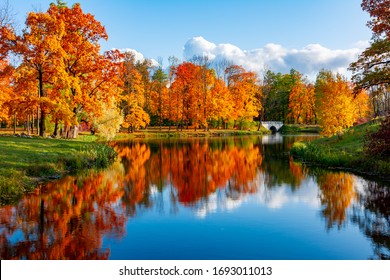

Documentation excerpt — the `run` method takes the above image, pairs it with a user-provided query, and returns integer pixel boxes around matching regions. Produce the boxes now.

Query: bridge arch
[261,121,284,132]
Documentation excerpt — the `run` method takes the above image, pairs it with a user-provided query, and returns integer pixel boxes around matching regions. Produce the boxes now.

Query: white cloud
[116,48,159,67]
[183,36,365,79]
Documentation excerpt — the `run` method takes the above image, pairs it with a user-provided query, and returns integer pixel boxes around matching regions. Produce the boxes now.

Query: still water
[0,135,389,259]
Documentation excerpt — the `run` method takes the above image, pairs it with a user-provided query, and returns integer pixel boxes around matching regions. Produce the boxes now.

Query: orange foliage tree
[288,71,316,124]
[121,52,150,132]
[315,70,359,137]
[15,5,66,136]
[226,65,262,129]
[5,2,123,138]
[0,59,13,123]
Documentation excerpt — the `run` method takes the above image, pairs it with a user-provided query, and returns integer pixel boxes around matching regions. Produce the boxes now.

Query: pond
[0,135,389,260]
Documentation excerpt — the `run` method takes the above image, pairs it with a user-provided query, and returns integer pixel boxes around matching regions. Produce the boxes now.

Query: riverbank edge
[112,127,271,140]
[0,129,270,205]
[289,121,390,180]
[0,136,117,205]
[279,124,320,134]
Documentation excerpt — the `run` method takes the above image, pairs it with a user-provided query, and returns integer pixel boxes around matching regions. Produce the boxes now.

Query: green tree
[151,63,168,130]
[262,70,293,122]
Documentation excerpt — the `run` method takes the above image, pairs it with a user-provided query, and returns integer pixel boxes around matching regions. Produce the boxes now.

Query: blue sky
[10,0,371,77]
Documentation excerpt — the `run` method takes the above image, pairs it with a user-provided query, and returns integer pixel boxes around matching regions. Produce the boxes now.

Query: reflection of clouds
[195,193,218,218]
[256,177,320,209]
[193,175,320,218]
[195,193,246,219]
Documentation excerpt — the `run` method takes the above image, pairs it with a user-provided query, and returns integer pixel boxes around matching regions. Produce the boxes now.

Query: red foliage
[364,116,390,158]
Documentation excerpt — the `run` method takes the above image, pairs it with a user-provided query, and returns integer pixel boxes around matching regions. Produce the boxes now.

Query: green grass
[279,124,321,134]
[290,119,390,179]
[0,136,117,205]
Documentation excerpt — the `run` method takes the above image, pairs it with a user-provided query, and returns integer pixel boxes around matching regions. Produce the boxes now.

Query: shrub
[364,115,390,158]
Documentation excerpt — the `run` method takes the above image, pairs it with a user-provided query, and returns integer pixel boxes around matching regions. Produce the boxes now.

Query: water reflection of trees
[114,138,264,206]
[0,161,126,259]
[351,181,390,259]
[2,135,388,260]
[314,170,357,229]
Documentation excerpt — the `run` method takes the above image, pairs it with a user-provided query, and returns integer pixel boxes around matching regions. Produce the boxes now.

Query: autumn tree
[350,0,390,117]
[361,0,390,39]
[287,70,316,124]
[0,59,13,123]
[209,78,232,129]
[226,65,262,129]
[15,5,66,136]
[55,4,124,138]
[315,70,358,138]
[6,2,123,139]
[354,89,371,120]
[171,62,202,129]
[121,52,149,132]
[191,55,216,130]
[166,56,179,130]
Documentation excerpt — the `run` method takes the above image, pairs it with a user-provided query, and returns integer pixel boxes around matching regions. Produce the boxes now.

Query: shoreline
[289,121,390,181]
[0,136,116,205]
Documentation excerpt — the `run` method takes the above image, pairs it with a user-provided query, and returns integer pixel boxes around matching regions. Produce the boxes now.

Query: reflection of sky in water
[104,176,374,260]
[194,174,320,218]
[1,136,388,260]
[102,172,377,260]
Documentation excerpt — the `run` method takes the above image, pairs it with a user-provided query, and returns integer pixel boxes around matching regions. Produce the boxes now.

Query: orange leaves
[361,0,390,38]
[315,72,359,137]
[168,62,261,130]
[288,72,315,124]
[8,2,123,137]
[226,65,262,123]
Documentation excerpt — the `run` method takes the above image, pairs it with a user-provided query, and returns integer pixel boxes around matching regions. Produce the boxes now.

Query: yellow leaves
[226,66,262,122]
[288,74,315,124]
[316,74,359,137]
[354,89,371,119]
[122,105,150,131]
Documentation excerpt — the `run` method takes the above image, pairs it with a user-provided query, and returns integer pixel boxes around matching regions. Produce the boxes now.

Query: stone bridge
[261,121,284,132]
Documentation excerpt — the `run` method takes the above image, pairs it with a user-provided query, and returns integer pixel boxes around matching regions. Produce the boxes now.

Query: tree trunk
[257,120,262,131]
[38,69,46,137]
[32,113,34,134]
[27,115,30,135]
[39,109,46,137]
[37,106,40,136]
[61,125,79,139]
[53,120,59,137]
[13,112,16,134]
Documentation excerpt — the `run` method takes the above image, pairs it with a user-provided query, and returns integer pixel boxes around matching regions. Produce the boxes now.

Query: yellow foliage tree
[288,71,316,124]
[122,105,150,133]
[315,71,358,138]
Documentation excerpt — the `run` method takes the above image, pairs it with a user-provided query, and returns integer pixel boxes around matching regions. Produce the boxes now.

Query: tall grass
[290,120,390,179]
[0,137,117,205]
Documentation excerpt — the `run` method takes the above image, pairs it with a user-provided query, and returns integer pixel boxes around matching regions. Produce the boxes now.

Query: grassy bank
[0,136,117,205]
[290,120,390,179]
[279,124,320,134]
